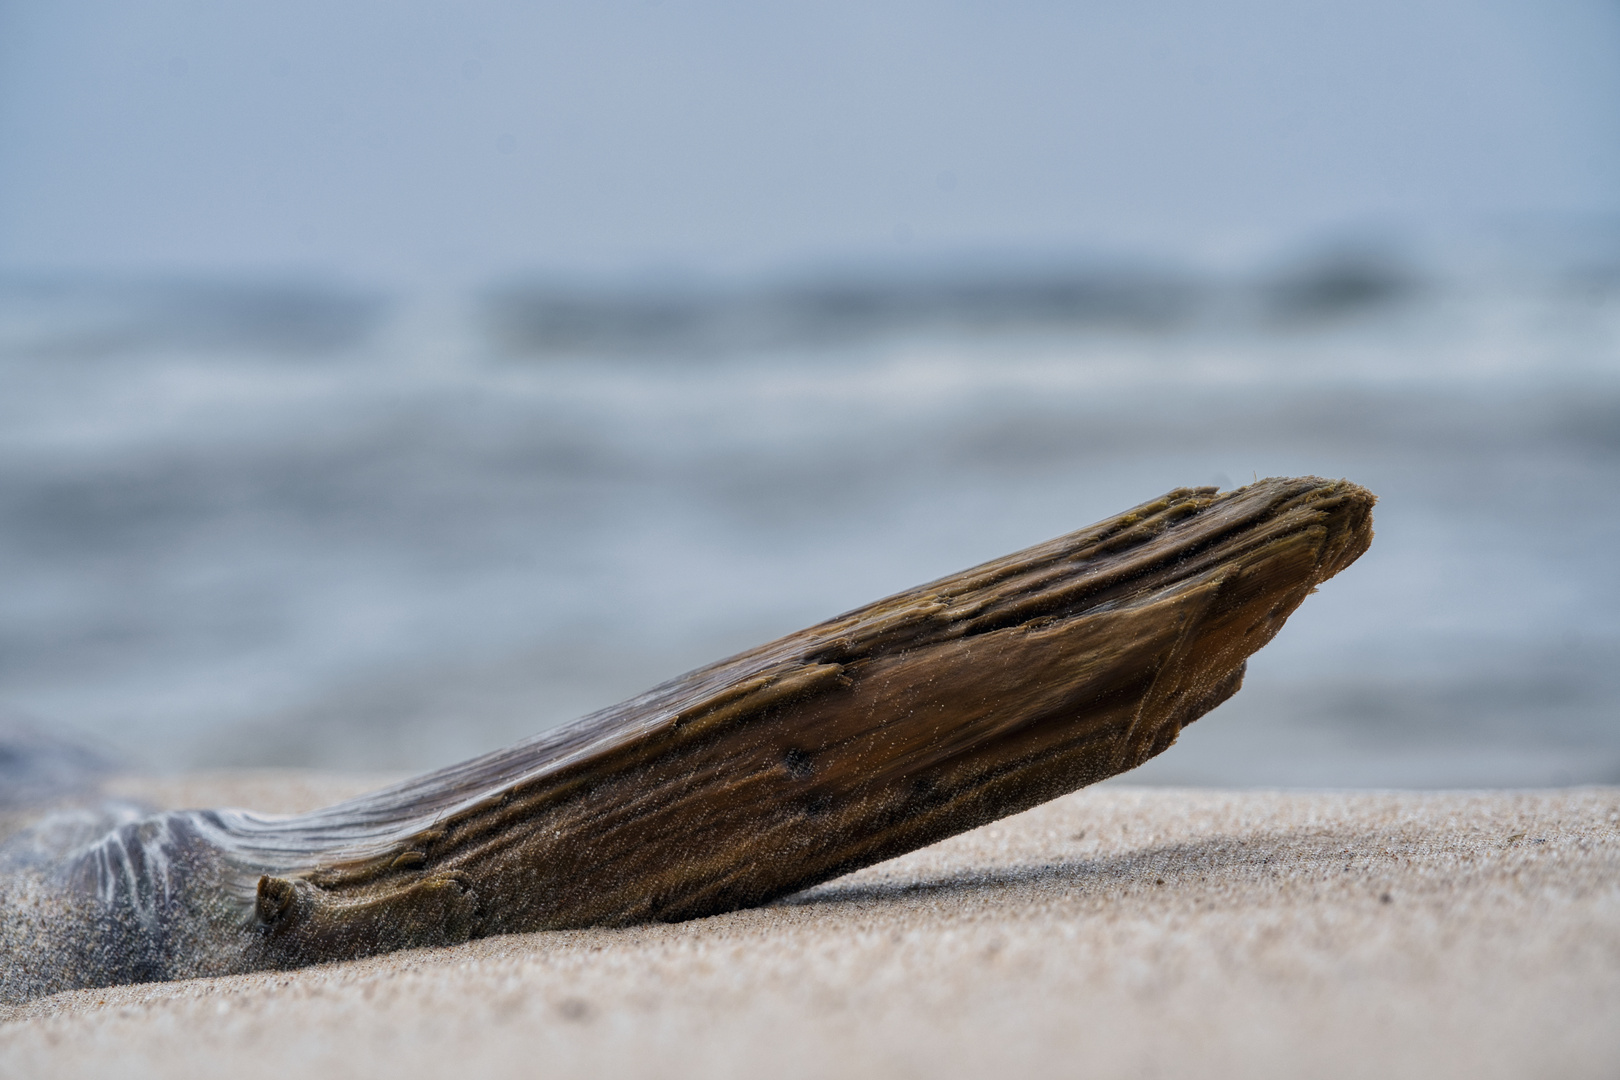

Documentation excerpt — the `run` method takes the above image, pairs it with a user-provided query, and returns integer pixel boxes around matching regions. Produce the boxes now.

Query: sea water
[1,262,1616,787]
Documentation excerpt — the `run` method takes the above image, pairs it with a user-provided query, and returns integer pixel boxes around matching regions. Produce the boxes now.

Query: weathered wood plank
[0,476,1373,1001]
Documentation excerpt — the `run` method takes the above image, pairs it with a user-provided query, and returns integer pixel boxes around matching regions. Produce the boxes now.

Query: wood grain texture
[0,476,1374,1001]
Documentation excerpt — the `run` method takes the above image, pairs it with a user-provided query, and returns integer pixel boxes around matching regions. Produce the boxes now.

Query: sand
[2,776,1618,1079]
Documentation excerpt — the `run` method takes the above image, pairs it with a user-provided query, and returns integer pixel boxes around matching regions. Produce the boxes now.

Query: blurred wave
[486,267,1205,356]
[0,278,388,360]
[484,251,1426,359]
[0,242,1616,787]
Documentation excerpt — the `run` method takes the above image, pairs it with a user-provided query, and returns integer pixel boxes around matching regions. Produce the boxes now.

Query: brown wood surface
[238,475,1374,969]
[1,476,1374,999]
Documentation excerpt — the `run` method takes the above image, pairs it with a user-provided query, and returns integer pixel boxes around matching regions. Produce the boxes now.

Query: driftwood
[0,476,1373,1002]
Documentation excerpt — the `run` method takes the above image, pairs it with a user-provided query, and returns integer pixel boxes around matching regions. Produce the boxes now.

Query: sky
[0,0,1617,284]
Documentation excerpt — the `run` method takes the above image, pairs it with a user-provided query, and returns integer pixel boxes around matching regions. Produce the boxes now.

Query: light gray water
[2,260,1616,787]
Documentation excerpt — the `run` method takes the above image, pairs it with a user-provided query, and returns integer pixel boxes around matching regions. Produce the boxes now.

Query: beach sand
[3,776,1617,1079]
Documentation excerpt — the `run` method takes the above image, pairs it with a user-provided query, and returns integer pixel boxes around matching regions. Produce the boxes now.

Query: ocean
[2,255,1616,787]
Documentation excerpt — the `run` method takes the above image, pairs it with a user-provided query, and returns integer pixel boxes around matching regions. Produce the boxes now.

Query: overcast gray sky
[1,0,1617,283]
